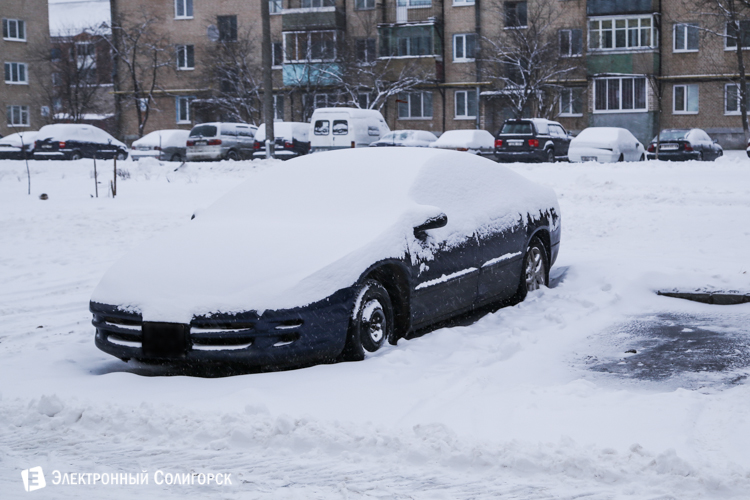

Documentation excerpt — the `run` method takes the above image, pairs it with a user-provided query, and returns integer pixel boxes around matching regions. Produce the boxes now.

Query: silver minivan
[186,122,258,161]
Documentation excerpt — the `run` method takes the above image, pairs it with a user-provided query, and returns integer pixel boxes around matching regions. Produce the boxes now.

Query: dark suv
[495,118,571,163]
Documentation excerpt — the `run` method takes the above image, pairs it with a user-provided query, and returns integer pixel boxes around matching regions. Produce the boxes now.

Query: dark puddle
[588,313,750,388]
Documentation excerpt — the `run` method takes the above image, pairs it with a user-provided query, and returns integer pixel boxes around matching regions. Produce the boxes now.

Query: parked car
[33,124,128,161]
[0,131,38,160]
[89,148,560,367]
[130,129,190,162]
[252,122,310,160]
[430,129,496,159]
[647,129,723,161]
[369,130,438,148]
[495,118,571,163]
[310,108,389,152]
[568,127,646,162]
[186,122,258,161]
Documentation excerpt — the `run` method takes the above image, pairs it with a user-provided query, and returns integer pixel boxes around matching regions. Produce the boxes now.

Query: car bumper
[34,151,72,160]
[252,150,302,160]
[90,287,355,366]
[130,150,163,161]
[647,151,701,161]
[186,146,224,161]
[569,148,619,163]
[0,150,28,160]
[495,149,548,162]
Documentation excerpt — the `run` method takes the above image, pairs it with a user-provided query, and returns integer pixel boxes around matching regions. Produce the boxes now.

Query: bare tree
[692,0,750,140]
[107,11,172,138]
[481,0,582,118]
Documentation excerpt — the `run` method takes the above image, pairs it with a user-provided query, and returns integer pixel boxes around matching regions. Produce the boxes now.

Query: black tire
[226,150,239,161]
[340,280,394,361]
[546,148,555,163]
[618,153,624,162]
[512,236,549,303]
[640,154,646,161]
[170,154,182,162]
[70,151,83,161]
[697,152,704,161]
[116,151,128,161]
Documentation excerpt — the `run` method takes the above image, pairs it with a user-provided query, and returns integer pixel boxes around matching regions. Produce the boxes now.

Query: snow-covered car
[130,129,190,162]
[568,127,646,163]
[186,123,257,161]
[33,124,128,161]
[89,148,561,367]
[0,131,38,160]
[647,129,723,161]
[495,118,571,163]
[430,129,496,159]
[252,122,311,160]
[369,130,438,148]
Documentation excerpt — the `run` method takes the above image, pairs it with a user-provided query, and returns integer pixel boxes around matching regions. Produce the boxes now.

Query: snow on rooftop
[49,0,111,37]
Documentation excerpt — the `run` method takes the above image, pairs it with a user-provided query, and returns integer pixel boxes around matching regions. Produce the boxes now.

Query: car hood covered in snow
[91,148,558,323]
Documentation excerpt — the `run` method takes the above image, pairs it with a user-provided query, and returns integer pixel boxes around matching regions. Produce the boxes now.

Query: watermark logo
[21,467,47,492]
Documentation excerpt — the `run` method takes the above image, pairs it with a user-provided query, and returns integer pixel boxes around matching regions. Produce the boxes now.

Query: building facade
[1,0,50,137]
[108,0,750,148]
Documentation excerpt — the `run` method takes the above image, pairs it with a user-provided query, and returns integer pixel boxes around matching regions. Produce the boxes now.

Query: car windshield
[656,130,689,142]
[501,122,533,135]
[189,125,217,138]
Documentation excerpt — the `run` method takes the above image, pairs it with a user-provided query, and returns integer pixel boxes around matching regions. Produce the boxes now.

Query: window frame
[174,0,194,19]
[593,76,648,113]
[355,0,376,10]
[559,29,583,57]
[453,33,476,62]
[272,41,284,67]
[2,19,26,42]
[397,0,433,8]
[269,0,283,14]
[454,89,478,119]
[724,83,750,114]
[725,20,750,50]
[559,87,583,117]
[4,62,29,84]
[397,91,433,119]
[453,0,475,5]
[283,30,337,63]
[175,96,193,124]
[6,105,30,127]
[504,2,528,29]
[217,15,238,42]
[673,84,699,114]
[302,0,335,7]
[356,37,377,64]
[176,44,195,70]
[588,15,658,52]
[273,94,284,121]
[673,23,699,53]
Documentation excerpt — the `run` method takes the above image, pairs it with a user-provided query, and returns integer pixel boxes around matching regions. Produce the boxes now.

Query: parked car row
[0,124,129,161]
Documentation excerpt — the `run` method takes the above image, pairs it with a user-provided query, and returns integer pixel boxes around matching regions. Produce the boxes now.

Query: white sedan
[568,127,646,163]
[430,130,496,159]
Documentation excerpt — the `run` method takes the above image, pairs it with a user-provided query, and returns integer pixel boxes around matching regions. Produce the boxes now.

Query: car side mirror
[414,213,448,240]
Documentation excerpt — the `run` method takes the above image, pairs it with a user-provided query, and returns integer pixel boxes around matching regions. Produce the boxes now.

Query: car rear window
[333,120,349,135]
[237,126,253,137]
[656,130,689,142]
[500,122,533,135]
[221,125,237,136]
[314,120,330,135]
[190,125,217,138]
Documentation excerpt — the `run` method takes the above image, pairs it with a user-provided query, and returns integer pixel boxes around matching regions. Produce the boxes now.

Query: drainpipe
[475,0,481,129]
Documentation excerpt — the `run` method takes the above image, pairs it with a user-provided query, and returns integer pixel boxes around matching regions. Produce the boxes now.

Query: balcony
[282,62,341,87]
[282,6,346,31]
[587,0,658,16]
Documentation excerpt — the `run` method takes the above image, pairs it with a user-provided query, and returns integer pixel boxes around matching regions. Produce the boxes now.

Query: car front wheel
[340,280,394,361]
[226,150,239,161]
[116,151,128,161]
[70,151,83,161]
[546,148,555,163]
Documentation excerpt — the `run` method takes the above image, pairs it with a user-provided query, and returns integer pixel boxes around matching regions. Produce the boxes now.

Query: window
[41,106,50,117]
[2,19,26,41]
[314,120,329,135]
[355,0,375,9]
[177,45,195,69]
[589,16,657,50]
[453,33,476,61]
[674,23,699,52]
[314,94,331,109]
[397,32,432,56]
[505,2,527,28]
[50,48,62,61]
[559,88,583,116]
[356,38,377,63]
[302,0,334,6]
[218,16,237,42]
[4,62,28,84]
[455,90,477,118]
[594,77,647,112]
[6,105,29,126]
[726,21,750,49]
[397,0,432,7]
[724,83,750,114]
[272,42,283,66]
[333,120,348,135]
[673,84,698,114]
[76,42,96,70]
[274,95,284,120]
[175,0,193,18]
[559,29,582,57]
[269,0,282,14]
[284,31,336,62]
[176,96,192,123]
[52,72,62,86]
[453,0,475,5]
[357,93,371,109]
[398,92,433,119]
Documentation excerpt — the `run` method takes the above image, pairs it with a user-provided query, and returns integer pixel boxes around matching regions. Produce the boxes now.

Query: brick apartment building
[101,0,750,147]
[1,0,50,137]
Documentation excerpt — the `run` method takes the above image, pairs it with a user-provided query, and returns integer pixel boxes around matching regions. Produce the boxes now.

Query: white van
[309,108,390,152]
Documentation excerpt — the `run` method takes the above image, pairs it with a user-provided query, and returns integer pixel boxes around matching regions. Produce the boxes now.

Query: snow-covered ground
[1,153,749,499]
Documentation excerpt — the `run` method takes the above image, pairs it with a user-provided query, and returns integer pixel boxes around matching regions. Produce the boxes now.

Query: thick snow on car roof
[91,148,558,322]
[255,122,310,142]
[132,130,190,148]
[0,131,38,148]
[431,130,495,150]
